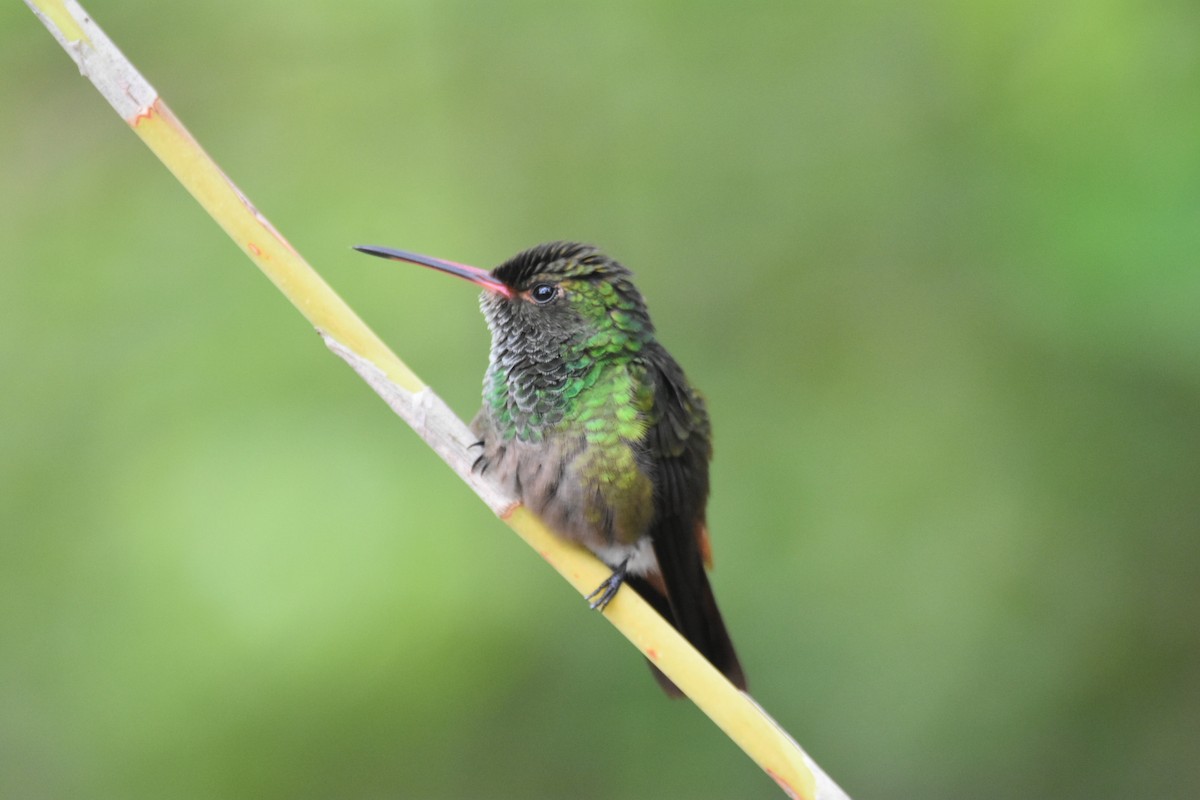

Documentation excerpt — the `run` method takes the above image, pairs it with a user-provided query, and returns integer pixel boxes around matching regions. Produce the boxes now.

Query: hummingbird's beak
[353,245,512,298]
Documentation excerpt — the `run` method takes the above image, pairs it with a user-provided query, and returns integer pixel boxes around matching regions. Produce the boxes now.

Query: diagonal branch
[23,2,850,798]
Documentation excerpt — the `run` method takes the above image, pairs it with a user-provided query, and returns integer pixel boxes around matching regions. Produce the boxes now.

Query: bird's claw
[586,559,629,611]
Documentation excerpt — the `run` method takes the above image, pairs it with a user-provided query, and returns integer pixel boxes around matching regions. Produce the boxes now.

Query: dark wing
[635,343,746,691]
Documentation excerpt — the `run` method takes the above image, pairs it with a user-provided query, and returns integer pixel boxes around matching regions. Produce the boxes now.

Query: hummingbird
[354,241,746,695]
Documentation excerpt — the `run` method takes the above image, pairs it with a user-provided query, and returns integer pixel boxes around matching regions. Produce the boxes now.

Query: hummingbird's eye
[530,283,558,304]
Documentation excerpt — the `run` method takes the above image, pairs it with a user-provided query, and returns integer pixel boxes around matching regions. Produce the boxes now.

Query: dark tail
[627,526,747,696]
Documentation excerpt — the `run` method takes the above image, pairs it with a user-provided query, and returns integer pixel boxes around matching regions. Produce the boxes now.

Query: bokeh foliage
[2,1,1198,797]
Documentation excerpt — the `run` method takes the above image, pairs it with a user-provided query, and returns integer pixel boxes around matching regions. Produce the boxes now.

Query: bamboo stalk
[23,2,850,797]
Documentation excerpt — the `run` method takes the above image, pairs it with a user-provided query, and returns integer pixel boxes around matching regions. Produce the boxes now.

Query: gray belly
[473,428,660,575]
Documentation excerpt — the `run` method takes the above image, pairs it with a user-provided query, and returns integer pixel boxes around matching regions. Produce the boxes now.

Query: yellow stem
[23,2,848,798]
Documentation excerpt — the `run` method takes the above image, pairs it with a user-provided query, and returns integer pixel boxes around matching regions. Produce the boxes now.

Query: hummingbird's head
[483,241,653,352]
[354,241,655,362]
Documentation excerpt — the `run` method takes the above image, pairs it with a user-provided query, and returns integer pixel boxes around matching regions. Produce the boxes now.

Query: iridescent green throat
[481,277,654,444]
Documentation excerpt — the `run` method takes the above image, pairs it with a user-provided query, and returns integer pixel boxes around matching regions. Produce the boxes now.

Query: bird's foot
[469,439,492,474]
[586,559,630,611]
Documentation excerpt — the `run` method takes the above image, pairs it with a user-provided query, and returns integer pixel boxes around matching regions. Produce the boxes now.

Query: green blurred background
[3,2,1198,797]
